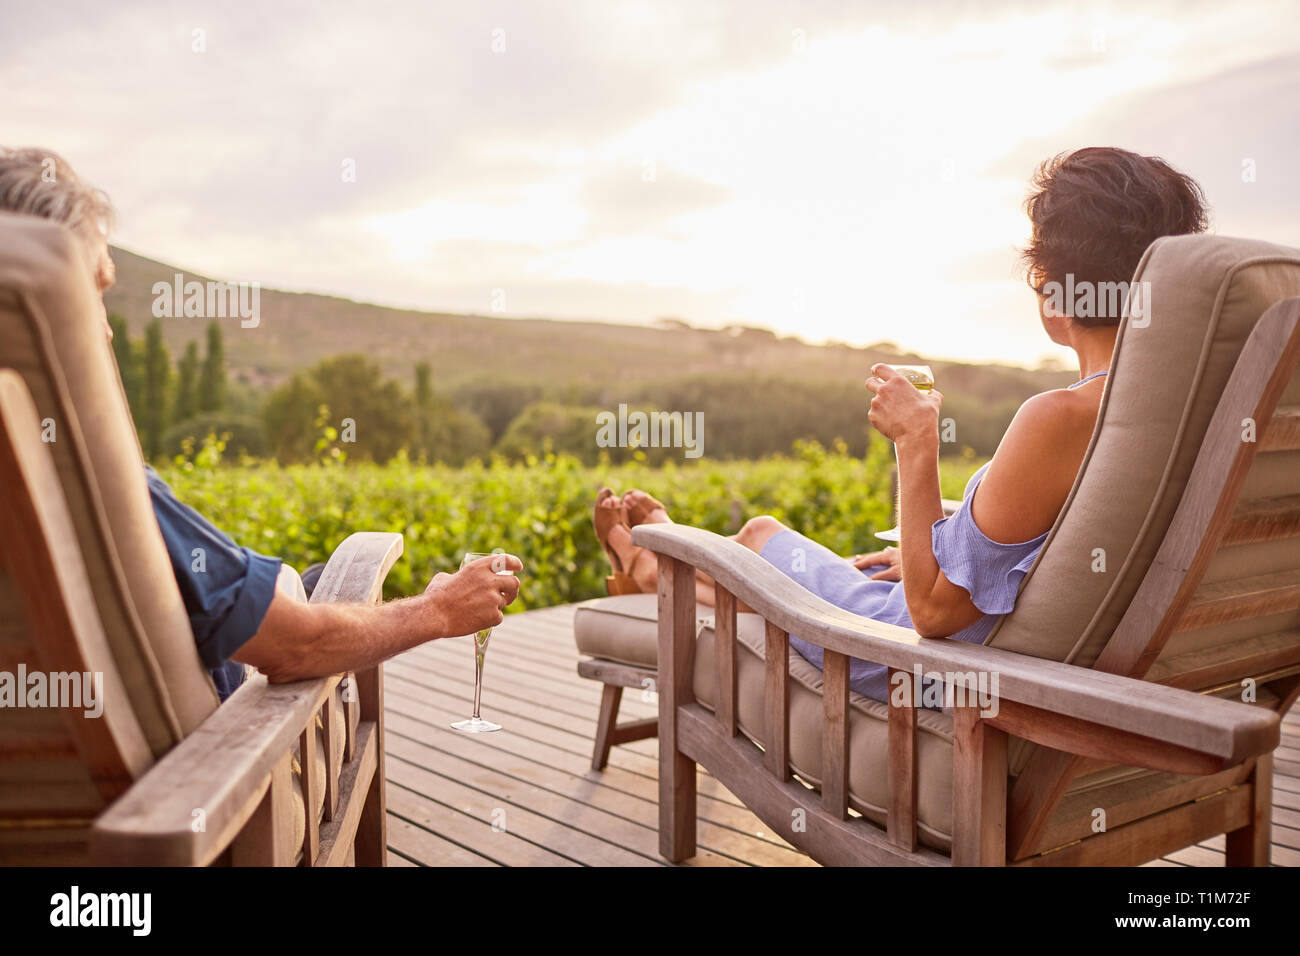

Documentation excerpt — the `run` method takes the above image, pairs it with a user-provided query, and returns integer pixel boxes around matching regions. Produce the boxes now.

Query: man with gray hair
[0,146,523,699]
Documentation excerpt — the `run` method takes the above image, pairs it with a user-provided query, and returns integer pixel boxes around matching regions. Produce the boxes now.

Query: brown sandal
[594,488,644,595]
[624,489,669,527]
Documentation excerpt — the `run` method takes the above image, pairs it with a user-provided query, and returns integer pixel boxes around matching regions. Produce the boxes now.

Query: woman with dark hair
[595,147,1210,701]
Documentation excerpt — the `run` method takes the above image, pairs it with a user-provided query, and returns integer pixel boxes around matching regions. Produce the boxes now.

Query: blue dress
[758,461,1048,702]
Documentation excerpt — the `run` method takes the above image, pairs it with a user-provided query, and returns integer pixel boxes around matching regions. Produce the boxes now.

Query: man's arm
[234,554,522,683]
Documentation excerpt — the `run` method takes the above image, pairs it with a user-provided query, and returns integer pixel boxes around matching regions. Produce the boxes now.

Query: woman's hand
[865,364,943,447]
[848,547,901,581]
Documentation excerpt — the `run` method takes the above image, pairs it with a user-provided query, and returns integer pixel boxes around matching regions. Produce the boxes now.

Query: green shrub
[156,442,986,611]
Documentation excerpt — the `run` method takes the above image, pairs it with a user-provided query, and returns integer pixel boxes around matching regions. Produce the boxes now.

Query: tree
[175,340,200,424]
[108,314,143,412]
[198,320,226,412]
[262,354,416,463]
[414,361,434,456]
[262,372,323,463]
[141,320,171,459]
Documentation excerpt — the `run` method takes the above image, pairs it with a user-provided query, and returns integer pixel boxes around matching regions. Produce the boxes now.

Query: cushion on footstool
[573,593,710,669]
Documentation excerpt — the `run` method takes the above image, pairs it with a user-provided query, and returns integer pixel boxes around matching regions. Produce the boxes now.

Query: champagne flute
[874,365,934,544]
[449,551,513,734]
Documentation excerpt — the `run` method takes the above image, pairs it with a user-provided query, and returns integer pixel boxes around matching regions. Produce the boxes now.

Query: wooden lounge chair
[583,233,1300,864]
[0,212,401,865]
[575,500,960,773]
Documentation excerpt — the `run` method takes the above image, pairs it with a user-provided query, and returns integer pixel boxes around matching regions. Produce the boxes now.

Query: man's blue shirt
[144,466,281,701]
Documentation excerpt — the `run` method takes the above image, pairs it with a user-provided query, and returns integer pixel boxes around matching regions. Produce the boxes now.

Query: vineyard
[159,437,988,612]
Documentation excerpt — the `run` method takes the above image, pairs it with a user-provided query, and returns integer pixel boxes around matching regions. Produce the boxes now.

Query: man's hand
[848,547,901,581]
[236,552,525,684]
[425,553,524,637]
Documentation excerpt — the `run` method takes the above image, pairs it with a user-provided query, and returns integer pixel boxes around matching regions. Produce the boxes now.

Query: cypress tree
[141,320,171,459]
[198,320,226,412]
[176,340,200,423]
[109,314,143,412]
[414,361,433,458]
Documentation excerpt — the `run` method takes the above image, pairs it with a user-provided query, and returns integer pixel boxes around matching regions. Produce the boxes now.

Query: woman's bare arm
[869,367,1094,638]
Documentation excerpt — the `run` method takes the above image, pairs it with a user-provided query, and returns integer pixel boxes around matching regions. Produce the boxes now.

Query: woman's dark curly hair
[1021,147,1209,326]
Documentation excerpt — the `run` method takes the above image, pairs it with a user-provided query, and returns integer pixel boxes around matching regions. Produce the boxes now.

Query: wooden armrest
[631,523,1280,768]
[90,673,336,865]
[91,531,404,865]
[309,531,404,605]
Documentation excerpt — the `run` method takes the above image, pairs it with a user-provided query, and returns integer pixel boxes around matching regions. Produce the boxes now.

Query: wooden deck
[381,603,1300,867]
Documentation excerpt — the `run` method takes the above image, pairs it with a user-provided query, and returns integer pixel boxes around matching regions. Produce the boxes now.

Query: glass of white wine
[875,365,935,544]
[449,551,513,734]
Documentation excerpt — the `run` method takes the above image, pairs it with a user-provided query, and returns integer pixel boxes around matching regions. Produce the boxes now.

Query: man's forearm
[236,590,449,683]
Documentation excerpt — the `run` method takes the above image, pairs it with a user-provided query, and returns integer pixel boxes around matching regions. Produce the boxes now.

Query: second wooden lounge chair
[0,212,401,865]
[583,233,1300,865]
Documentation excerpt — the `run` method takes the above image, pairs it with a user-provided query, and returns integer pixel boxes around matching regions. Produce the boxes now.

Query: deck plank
[384,603,1295,867]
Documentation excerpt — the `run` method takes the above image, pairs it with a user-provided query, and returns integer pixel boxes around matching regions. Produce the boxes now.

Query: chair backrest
[988,234,1300,684]
[0,213,220,827]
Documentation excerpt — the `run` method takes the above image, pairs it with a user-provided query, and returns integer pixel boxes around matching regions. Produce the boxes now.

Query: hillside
[104,246,1073,399]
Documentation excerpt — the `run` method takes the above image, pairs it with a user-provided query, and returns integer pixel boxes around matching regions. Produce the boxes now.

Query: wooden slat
[1226,754,1273,865]
[821,650,849,819]
[764,620,790,781]
[1261,404,1300,451]
[229,753,294,866]
[886,667,918,851]
[1224,493,1300,545]
[1178,568,1300,632]
[676,704,946,866]
[657,555,698,862]
[715,587,738,737]
[321,690,341,821]
[383,709,807,866]
[316,721,378,866]
[300,719,319,866]
[1149,629,1300,689]
[576,658,656,690]
[951,705,1007,866]
[1018,786,1251,867]
[354,663,385,867]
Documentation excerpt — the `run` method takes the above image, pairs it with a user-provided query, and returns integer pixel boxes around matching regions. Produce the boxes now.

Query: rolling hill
[104,245,1073,400]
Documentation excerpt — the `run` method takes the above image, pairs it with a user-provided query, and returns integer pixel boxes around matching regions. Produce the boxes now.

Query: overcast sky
[4,0,1297,367]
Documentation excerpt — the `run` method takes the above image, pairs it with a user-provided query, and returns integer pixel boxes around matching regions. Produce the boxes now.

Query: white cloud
[3,0,1296,366]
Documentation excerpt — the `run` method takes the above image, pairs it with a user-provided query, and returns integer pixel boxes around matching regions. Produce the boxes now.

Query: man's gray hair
[0,147,114,236]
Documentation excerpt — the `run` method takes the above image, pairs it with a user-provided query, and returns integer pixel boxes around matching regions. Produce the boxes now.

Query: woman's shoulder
[971,387,1099,543]
[1011,386,1099,439]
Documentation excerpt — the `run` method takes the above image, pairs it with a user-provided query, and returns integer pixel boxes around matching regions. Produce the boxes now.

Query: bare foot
[607,522,658,593]
[623,489,671,526]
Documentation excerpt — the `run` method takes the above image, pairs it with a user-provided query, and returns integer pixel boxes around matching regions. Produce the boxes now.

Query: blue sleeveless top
[759,462,1049,701]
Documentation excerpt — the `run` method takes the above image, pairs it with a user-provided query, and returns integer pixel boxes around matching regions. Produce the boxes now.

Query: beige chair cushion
[576,594,688,669]
[694,613,960,851]
[0,213,219,755]
[989,235,1300,669]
